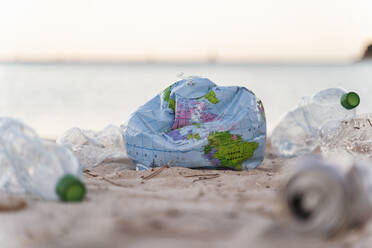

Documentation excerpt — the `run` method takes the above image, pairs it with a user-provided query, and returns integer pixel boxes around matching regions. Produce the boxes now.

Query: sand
[1,146,372,248]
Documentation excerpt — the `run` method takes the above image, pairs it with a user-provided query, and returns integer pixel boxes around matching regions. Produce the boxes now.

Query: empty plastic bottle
[284,155,372,237]
[0,143,24,194]
[57,125,132,169]
[0,118,86,202]
[271,88,360,157]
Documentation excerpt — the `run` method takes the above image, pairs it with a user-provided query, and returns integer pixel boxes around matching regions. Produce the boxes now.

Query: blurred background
[1,0,371,139]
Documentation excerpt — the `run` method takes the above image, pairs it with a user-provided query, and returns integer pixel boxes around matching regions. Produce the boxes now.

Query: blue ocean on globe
[124,76,266,171]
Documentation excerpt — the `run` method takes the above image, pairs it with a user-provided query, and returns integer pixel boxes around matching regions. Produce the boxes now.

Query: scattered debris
[0,193,27,212]
[58,125,134,169]
[284,155,372,237]
[140,165,170,181]
[184,173,219,178]
[271,89,359,157]
[84,169,129,188]
[192,175,220,183]
[84,169,99,177]
[256,167,272,172]
[0,118,85,202]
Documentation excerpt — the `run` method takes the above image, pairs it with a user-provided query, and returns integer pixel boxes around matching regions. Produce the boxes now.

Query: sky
[1,0,372,62]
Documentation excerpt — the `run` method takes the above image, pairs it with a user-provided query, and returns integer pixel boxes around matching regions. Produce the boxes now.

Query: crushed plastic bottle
[320,113,372,158]
[283,154,372,237]
[0,118,37,195]
[58,125,133,169]
[0,118,85,202]
[271,88,359,157]
[0,143,24,194]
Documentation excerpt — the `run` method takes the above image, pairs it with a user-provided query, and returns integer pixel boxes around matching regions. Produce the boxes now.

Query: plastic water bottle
[0,119,34,195]
[271,88,360,157]
[283,155,372,237]
[57,125,132,169]
[0,143,24,194]
[0,118,86,202]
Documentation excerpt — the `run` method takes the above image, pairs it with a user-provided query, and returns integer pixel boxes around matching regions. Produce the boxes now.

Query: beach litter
[0,193,27,212]
[0,118,85,202]
[283,154,372,237]
[189,174,220,183]
[84,169,130,188]
[320,113,372,158]
[124,76,266,171]
[271,88,359,158]
[140,164,170,182]
[58,125,133,169]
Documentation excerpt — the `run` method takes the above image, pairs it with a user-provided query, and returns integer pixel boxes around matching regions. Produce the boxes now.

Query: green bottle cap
[56,174,86,202]
[341,92,360,110]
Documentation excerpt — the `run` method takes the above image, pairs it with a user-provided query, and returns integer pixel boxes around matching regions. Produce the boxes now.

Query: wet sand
[1,146,372,248]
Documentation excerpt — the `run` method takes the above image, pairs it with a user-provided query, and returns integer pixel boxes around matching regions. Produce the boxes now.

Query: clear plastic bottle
[57,125,131,169]
[284,155,372,237]
[0,118,35,195]
[271,88,359,157]
[0,143,24,194]
[0,118,85,202]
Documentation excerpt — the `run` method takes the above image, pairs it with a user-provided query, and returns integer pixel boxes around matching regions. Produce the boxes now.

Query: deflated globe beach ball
[124,76,266,171]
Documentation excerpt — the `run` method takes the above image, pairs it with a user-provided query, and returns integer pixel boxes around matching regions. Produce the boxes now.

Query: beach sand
[1,145,371,248]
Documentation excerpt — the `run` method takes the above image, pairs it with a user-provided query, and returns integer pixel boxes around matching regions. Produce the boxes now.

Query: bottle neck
[341,92,360,110]
[56,174,86,202]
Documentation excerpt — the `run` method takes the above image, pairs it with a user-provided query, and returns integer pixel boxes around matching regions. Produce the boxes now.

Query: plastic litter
[271,88,359,157]
[58,125,133,169]
[0,118,85,202]
[283,154,372,237]
[320,114,372,159]
[0,142,24,195]
[124,76,266,171]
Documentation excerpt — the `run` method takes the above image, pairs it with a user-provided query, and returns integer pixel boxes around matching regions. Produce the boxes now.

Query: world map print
[204,131,258,170]
[124,76,266,171]
[171,96,218,130]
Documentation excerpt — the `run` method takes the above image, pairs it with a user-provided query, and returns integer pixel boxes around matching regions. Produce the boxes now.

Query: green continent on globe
[187,133,200,140]
[199,90,219,104]
[204,131,258,170]
[162,85,175,112]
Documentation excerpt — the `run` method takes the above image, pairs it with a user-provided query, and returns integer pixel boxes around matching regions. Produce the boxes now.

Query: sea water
[0,62,371,139]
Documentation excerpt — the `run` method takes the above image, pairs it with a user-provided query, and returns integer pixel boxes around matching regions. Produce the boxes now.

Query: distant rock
[362,44,372,60]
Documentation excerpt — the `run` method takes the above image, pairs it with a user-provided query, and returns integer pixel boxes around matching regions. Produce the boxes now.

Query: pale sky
[1,0,372,62]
